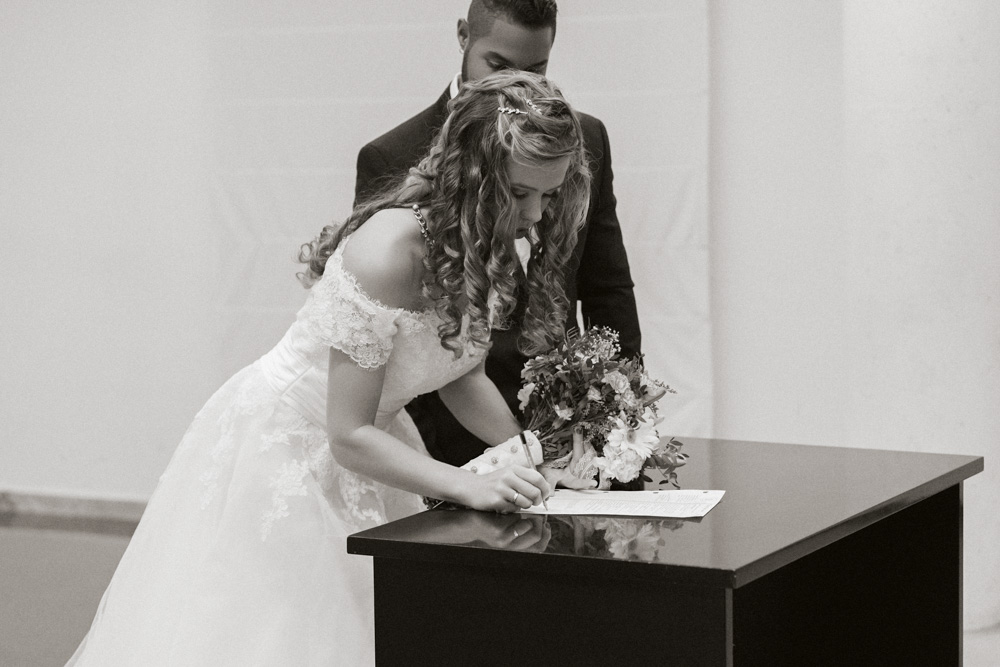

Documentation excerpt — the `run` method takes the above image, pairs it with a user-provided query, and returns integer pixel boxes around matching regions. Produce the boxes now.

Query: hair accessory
[524,98,542,114]
[498,105,527,116]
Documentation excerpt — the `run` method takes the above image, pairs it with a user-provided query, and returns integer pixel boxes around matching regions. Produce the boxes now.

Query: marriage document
[520,489,725,518]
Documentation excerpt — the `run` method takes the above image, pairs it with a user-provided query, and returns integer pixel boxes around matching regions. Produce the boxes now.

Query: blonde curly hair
[299,70,591,357]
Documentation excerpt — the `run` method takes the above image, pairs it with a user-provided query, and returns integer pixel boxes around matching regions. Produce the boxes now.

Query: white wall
[710,0,1000,629]
[1,2,708,497]
[554,2,712,437]
[206,0,712,435]
[1,1,220,500]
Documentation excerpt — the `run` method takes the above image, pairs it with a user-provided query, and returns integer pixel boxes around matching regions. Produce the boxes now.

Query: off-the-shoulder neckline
[331,236,435,318]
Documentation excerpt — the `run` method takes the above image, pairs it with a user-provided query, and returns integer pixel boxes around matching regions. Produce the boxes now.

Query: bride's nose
[520,195,544,225]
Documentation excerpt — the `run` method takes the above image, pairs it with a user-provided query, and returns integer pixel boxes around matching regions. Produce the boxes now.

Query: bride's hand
[540,429,599,490]
[463,464,551,513]
[454,513,551,551]
[407,511,551,551]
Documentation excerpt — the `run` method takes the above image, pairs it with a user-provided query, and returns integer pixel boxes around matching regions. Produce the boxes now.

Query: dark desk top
[347,438,983,588]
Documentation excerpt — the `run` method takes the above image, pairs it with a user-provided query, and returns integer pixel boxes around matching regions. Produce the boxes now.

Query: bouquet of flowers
[518,326,686,489]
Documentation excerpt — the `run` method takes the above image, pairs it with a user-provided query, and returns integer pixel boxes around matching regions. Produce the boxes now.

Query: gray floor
[2,522,998,666]
[1,524,131,667]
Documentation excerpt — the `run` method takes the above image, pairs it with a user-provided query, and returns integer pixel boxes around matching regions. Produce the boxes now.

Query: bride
[67,70,593,666]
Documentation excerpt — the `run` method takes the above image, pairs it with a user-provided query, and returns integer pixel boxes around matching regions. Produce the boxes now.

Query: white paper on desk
[520,489,725,518]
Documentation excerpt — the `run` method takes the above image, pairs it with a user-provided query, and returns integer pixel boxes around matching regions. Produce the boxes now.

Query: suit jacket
[355,87,641,466]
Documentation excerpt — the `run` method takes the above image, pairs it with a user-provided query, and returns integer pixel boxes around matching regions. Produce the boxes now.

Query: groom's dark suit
[355,87,641,466]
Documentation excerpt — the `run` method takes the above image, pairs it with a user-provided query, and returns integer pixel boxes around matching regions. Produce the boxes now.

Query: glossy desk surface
[348,438,983,588]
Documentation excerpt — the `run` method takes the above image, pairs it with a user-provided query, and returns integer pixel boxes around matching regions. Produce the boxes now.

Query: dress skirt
[67,361,427,666]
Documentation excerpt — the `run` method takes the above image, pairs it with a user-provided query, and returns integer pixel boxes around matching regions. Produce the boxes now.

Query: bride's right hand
[416,511,551,551]
[462,465,551,513]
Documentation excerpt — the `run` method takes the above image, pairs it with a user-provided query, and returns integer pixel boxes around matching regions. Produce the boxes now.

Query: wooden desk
[348,438,983,666]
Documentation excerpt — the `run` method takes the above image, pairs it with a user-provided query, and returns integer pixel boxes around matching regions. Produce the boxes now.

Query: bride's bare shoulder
[341,208,427,310]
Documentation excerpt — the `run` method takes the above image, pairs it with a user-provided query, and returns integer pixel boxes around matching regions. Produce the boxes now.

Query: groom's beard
[460,48,471,88]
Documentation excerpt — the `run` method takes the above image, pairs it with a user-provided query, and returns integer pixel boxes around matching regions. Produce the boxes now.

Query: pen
[519,431,550,511]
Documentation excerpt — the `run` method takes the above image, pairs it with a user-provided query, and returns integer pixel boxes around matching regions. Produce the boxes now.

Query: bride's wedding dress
[67,237,486,666]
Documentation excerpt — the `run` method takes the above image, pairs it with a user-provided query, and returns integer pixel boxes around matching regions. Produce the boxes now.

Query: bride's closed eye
[512,189,560,201]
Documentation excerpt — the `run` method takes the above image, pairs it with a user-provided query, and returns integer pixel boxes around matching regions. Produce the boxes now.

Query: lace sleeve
[300,249,403,370]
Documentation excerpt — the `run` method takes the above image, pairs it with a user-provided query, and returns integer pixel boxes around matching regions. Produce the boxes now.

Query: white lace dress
[67,238,487,666]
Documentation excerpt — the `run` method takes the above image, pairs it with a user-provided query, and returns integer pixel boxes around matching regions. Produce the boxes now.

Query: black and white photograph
[1,1,997,665]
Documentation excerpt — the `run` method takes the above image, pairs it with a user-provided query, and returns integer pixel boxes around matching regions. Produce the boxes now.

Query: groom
[354,0,641,467]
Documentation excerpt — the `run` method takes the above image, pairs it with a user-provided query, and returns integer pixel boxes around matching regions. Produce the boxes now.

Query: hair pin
[498,105,527,116]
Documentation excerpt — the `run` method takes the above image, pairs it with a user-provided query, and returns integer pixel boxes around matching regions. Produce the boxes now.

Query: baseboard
[0,489,145,537]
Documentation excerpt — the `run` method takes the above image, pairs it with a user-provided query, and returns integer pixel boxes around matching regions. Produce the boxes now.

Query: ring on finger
[511,491,520,504]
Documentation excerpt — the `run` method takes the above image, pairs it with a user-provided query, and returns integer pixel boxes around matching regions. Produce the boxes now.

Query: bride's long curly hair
[299,71,591,357]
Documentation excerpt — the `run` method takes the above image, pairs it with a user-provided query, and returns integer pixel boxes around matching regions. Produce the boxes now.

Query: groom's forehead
[472,18,553,66]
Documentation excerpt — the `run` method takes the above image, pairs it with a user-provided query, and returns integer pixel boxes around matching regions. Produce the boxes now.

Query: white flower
[633,414,661,449]
[592,447,645,483]
[592,415,661,484]
[620,388,639,408]
[517,382,536,411]
[554,404,574,420]
[587,386,602,402]
[642,406,664,429]
[603,370,631,396]
[605,417,658,460]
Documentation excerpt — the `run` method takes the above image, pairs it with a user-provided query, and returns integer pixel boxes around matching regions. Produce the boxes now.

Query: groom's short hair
[467,0,559,41]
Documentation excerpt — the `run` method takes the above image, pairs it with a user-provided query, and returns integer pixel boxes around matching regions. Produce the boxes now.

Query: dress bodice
[258,238,487,431]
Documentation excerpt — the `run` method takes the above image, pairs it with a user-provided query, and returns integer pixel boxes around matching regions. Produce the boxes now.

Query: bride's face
[505,156,570,239]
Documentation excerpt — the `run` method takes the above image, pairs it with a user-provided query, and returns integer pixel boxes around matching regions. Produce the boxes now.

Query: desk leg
[733,485,963,666]
[372,558,734,666]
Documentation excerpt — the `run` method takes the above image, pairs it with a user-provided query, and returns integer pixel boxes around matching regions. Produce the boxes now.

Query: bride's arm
[436,358,522,446]
[327,214,549,510]
[326,348,548,512]
[436,360,598,490]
